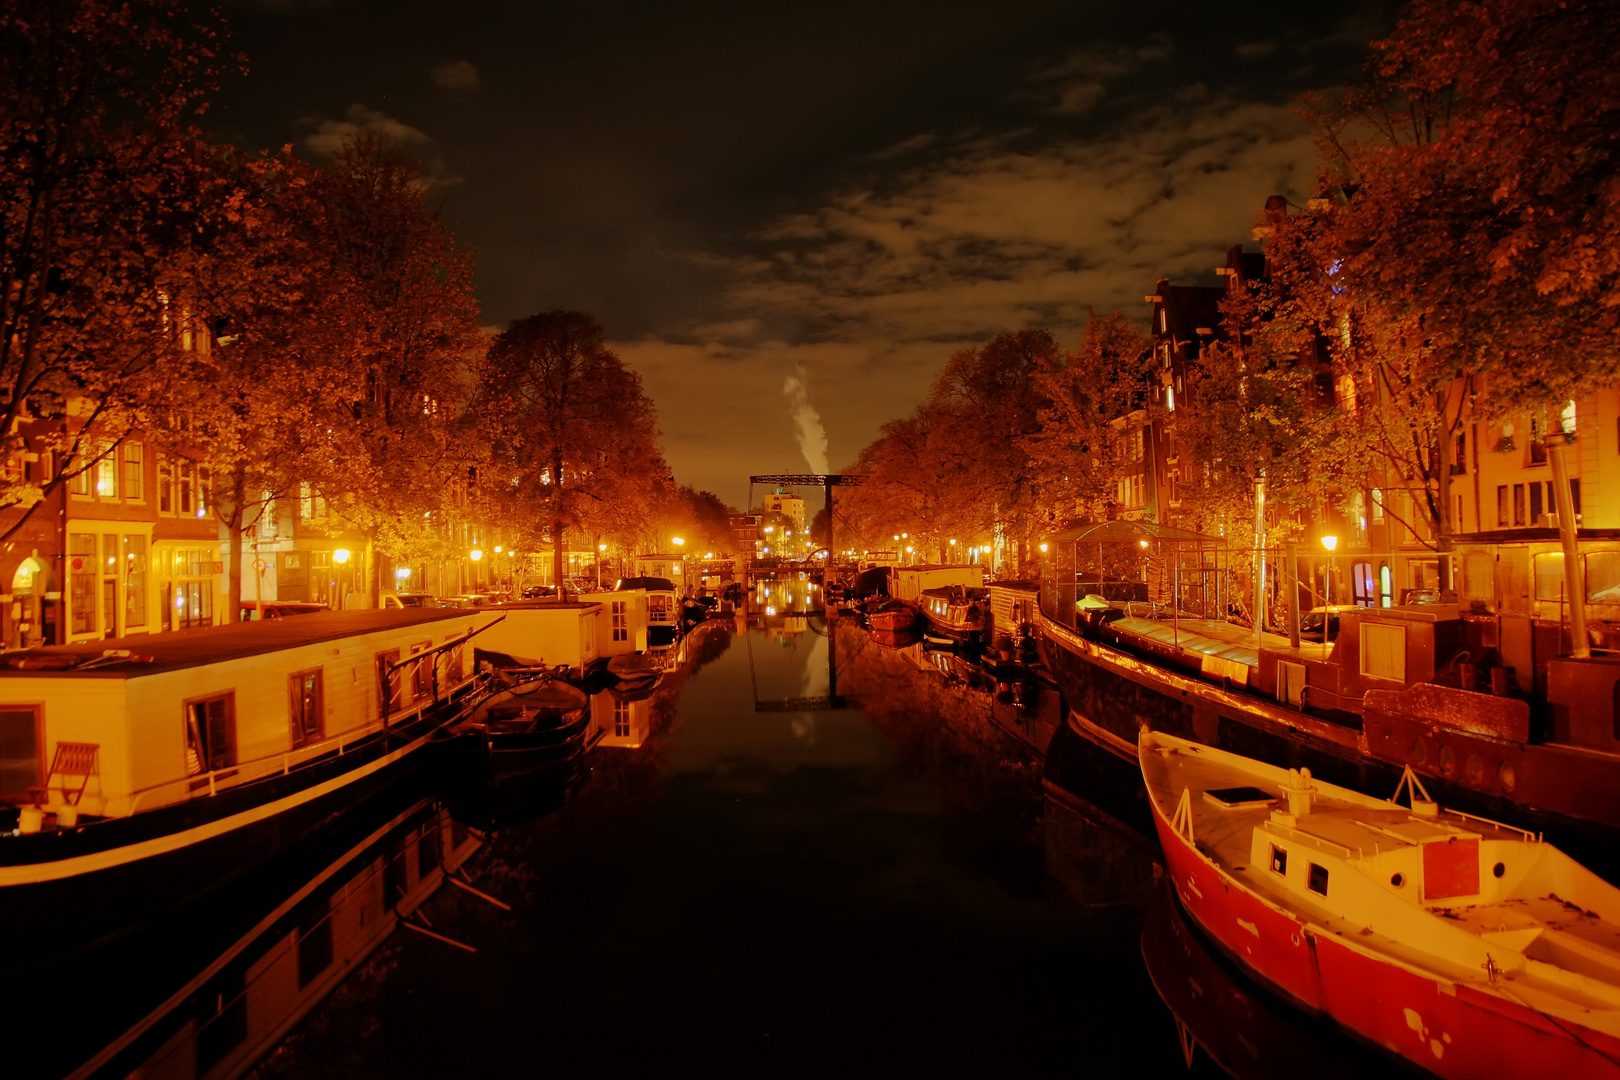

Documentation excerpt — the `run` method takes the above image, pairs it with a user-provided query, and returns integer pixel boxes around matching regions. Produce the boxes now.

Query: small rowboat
[1141,729,1620,1078]
[444,676,591,782]
[867,601,919,633]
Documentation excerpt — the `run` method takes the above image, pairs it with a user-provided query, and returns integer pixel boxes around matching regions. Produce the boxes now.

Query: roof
[615,576,676,592]
[0,608,491,678]
[1054,520,1222,545]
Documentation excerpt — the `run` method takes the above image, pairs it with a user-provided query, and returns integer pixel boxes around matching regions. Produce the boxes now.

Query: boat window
[1360,622,1406,682]
[288,668,324,748]
[1589,553,1620,604]
[0,706,41,801]
[444,639,464,686]
[1308,863,1329,895]
[1269,844,1287,876]
[375,650,403,718]
[184,693,236,775]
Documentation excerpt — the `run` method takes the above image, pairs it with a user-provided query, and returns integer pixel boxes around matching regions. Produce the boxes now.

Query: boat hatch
[1203,786,1275,809]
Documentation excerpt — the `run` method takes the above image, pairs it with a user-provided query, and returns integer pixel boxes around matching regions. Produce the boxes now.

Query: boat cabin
[0,609,491,826]
[470,601,602,670]
[890,565,984,606]
[615,576,679,646]
[576,590,650,655]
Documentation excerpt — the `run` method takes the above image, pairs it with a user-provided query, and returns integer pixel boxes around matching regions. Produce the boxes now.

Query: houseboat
[1037,525,1620,877]
[1142,729,1620,1077]
[0,607,496,951]
[615,576,679,648]
[918,584,989,645]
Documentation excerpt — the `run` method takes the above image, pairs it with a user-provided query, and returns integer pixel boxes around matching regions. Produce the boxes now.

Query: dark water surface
[250,613,1199,1077]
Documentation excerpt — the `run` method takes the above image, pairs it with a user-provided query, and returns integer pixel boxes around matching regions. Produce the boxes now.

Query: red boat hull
[1150,796,1620,1077]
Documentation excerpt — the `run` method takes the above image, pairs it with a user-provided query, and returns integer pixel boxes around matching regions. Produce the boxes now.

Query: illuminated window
[95,449,117,499]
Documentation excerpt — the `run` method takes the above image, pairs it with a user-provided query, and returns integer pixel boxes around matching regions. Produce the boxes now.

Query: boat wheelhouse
[918,584,989,644]
[0,607,495,953]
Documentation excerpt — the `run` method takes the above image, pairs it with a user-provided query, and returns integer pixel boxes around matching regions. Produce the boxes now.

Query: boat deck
[1146,738,1620,1028]
[1110,616,1331,671]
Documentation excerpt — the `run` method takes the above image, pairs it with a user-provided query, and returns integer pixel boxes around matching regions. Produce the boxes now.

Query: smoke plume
[783,364,829,475]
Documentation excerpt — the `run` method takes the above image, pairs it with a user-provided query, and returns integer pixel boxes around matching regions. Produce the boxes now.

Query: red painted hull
[868,607,919,633]
[1149,796,1620,1078]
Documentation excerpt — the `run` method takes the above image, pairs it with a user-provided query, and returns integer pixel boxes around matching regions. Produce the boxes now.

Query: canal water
[37,579,1393,1078]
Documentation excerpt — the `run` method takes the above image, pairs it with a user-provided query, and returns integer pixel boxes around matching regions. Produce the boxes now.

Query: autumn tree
[306,135,484,592]
[0,0,240,538]
[171,147,361,620]
[1270,0,1620,563]
[468,311,668,597]
[1021,310,1152,528]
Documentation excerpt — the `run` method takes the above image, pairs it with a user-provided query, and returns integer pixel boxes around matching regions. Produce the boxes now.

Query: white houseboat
[0,607,497,950]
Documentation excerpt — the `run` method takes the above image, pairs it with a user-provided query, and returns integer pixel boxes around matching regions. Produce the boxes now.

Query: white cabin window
[0,706,41,801]
[612,601,628,642]
[614,700,631,738]
[1361,623,1407,682]
[289,669,324,748]
[185,693,236,777]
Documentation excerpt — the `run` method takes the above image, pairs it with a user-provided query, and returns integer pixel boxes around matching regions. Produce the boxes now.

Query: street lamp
[672,536,685,547]
[1322,535,1338,608]
[470,549,483,561]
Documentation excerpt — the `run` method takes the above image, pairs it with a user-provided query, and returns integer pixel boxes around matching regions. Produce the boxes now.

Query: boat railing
[1440,806,1541,843]
[123,672,482,815]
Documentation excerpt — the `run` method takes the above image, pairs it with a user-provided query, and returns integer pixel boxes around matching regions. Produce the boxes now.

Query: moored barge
[0,608,496,957]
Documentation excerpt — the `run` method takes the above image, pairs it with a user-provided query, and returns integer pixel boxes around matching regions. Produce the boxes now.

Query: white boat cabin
[890,565,985,605]
[471,601,602,669]
[0,609,491,826]
[576,590,650,655]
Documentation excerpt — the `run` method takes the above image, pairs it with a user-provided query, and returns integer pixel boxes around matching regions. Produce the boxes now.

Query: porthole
[1409,737,1427,766]
[1494,862,1506,878]
[1498,760,1517,792]
[1391,872,1405,888]
[1466,754,1485,785]
[1438,744,1456,777]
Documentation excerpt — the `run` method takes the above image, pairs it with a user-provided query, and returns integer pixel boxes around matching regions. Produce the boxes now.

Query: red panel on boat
[1423,837,1479,899]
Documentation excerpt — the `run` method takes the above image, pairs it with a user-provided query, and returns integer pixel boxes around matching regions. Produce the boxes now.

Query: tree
[1022,310,1152,528]
[469,311,668,597]
[0,0,239,538]
[307,135,484,595]
[1272,0,1620,557]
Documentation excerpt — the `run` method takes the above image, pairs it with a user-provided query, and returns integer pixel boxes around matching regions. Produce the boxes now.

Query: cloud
[432,60,480,98]
[617,95,1318,497]
[303,104,432,155]
[1235,41,1278,60]
[1028,40,1172,114]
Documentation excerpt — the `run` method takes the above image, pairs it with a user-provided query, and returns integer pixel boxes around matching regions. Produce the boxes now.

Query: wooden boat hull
[868,607,919,633]
[1146,748,1620,1078]
[1038,607,1620,878]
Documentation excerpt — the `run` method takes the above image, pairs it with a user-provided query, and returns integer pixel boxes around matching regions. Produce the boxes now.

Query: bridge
[748,473,866,555]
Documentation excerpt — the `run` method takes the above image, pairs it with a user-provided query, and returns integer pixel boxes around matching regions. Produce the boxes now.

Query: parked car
[521,584,556,599]
[438,595,490,609]
[240,601,329,621]
[382,592,440,609]
[1299,604,1356,643]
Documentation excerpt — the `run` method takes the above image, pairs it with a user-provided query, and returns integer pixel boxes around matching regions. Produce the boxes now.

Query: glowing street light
[333,548,350,565]
[469,549,483,562]
[1039,543,1049,553]
[599,543,608,551]
[672,536,685,546]
[494,545,503,554]
[1322,534,1339,609]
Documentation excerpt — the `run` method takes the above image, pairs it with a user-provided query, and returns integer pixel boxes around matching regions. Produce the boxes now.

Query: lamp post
[1321,535,1337,608]
[333,547,350,610]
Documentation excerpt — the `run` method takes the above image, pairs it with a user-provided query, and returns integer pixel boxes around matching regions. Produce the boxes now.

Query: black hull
[1037,613,1620,881]
[0,711,454,967]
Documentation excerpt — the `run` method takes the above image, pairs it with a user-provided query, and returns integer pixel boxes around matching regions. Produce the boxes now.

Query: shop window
[123,535,147,629]
[68,535,97,636]
[288,669,324,748]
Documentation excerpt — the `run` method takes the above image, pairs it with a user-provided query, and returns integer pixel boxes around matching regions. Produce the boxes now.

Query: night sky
[215,0,1386,505]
